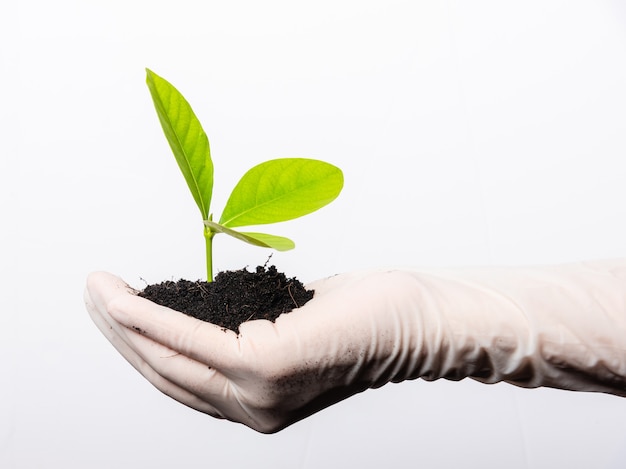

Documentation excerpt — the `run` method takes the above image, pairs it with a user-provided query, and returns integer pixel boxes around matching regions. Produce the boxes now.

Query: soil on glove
[138,265,314,334]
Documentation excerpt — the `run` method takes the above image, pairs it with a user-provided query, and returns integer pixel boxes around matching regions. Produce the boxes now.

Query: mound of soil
[138,265,314,333]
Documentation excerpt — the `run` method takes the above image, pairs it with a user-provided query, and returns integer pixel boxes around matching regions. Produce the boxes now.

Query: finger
[118,326,266,427]
[85,275,252,423]
[153,374,228,420]
[85,284,144,363]
[107,293,243,371]
[117,323,238,405]
[85,284,160,370]
[87,271,243,369]
[87,287,229,418]
[112,337,228,420]
[86,271,137,310]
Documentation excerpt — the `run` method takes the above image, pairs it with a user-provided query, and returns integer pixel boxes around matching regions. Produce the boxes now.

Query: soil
[138,265,314,333]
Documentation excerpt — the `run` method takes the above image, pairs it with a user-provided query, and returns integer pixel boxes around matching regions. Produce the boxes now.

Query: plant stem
[204,226,215,282]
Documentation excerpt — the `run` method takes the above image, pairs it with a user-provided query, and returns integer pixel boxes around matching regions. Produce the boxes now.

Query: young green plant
[145,69,344,281]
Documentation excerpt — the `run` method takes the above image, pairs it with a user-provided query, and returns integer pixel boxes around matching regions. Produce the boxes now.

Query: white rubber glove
[84,258,626,433]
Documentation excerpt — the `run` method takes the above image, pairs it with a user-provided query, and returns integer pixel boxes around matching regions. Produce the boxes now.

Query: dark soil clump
[138,265,314,333]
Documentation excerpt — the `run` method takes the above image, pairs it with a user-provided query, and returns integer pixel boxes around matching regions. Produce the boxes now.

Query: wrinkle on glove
[405,259,626,395]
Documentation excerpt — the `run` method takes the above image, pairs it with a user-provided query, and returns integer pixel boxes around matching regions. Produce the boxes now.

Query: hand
[84,269,427,433]
[85,259,626,433]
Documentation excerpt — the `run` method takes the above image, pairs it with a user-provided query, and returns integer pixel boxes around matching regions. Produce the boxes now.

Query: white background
[3,1,626,467]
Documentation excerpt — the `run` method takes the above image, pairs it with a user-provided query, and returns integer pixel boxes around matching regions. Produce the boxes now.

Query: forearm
[393,260,626,396]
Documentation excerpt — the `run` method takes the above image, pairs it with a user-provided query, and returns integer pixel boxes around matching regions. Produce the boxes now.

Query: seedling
[145,69,344,281]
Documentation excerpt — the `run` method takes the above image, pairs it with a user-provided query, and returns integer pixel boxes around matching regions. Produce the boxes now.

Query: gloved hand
[84,259,626,433]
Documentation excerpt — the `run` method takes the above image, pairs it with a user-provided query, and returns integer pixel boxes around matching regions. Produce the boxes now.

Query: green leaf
[238,232,295,251]
[204,219,295,251]
[219,158,343,228]
[146,69,213,219]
